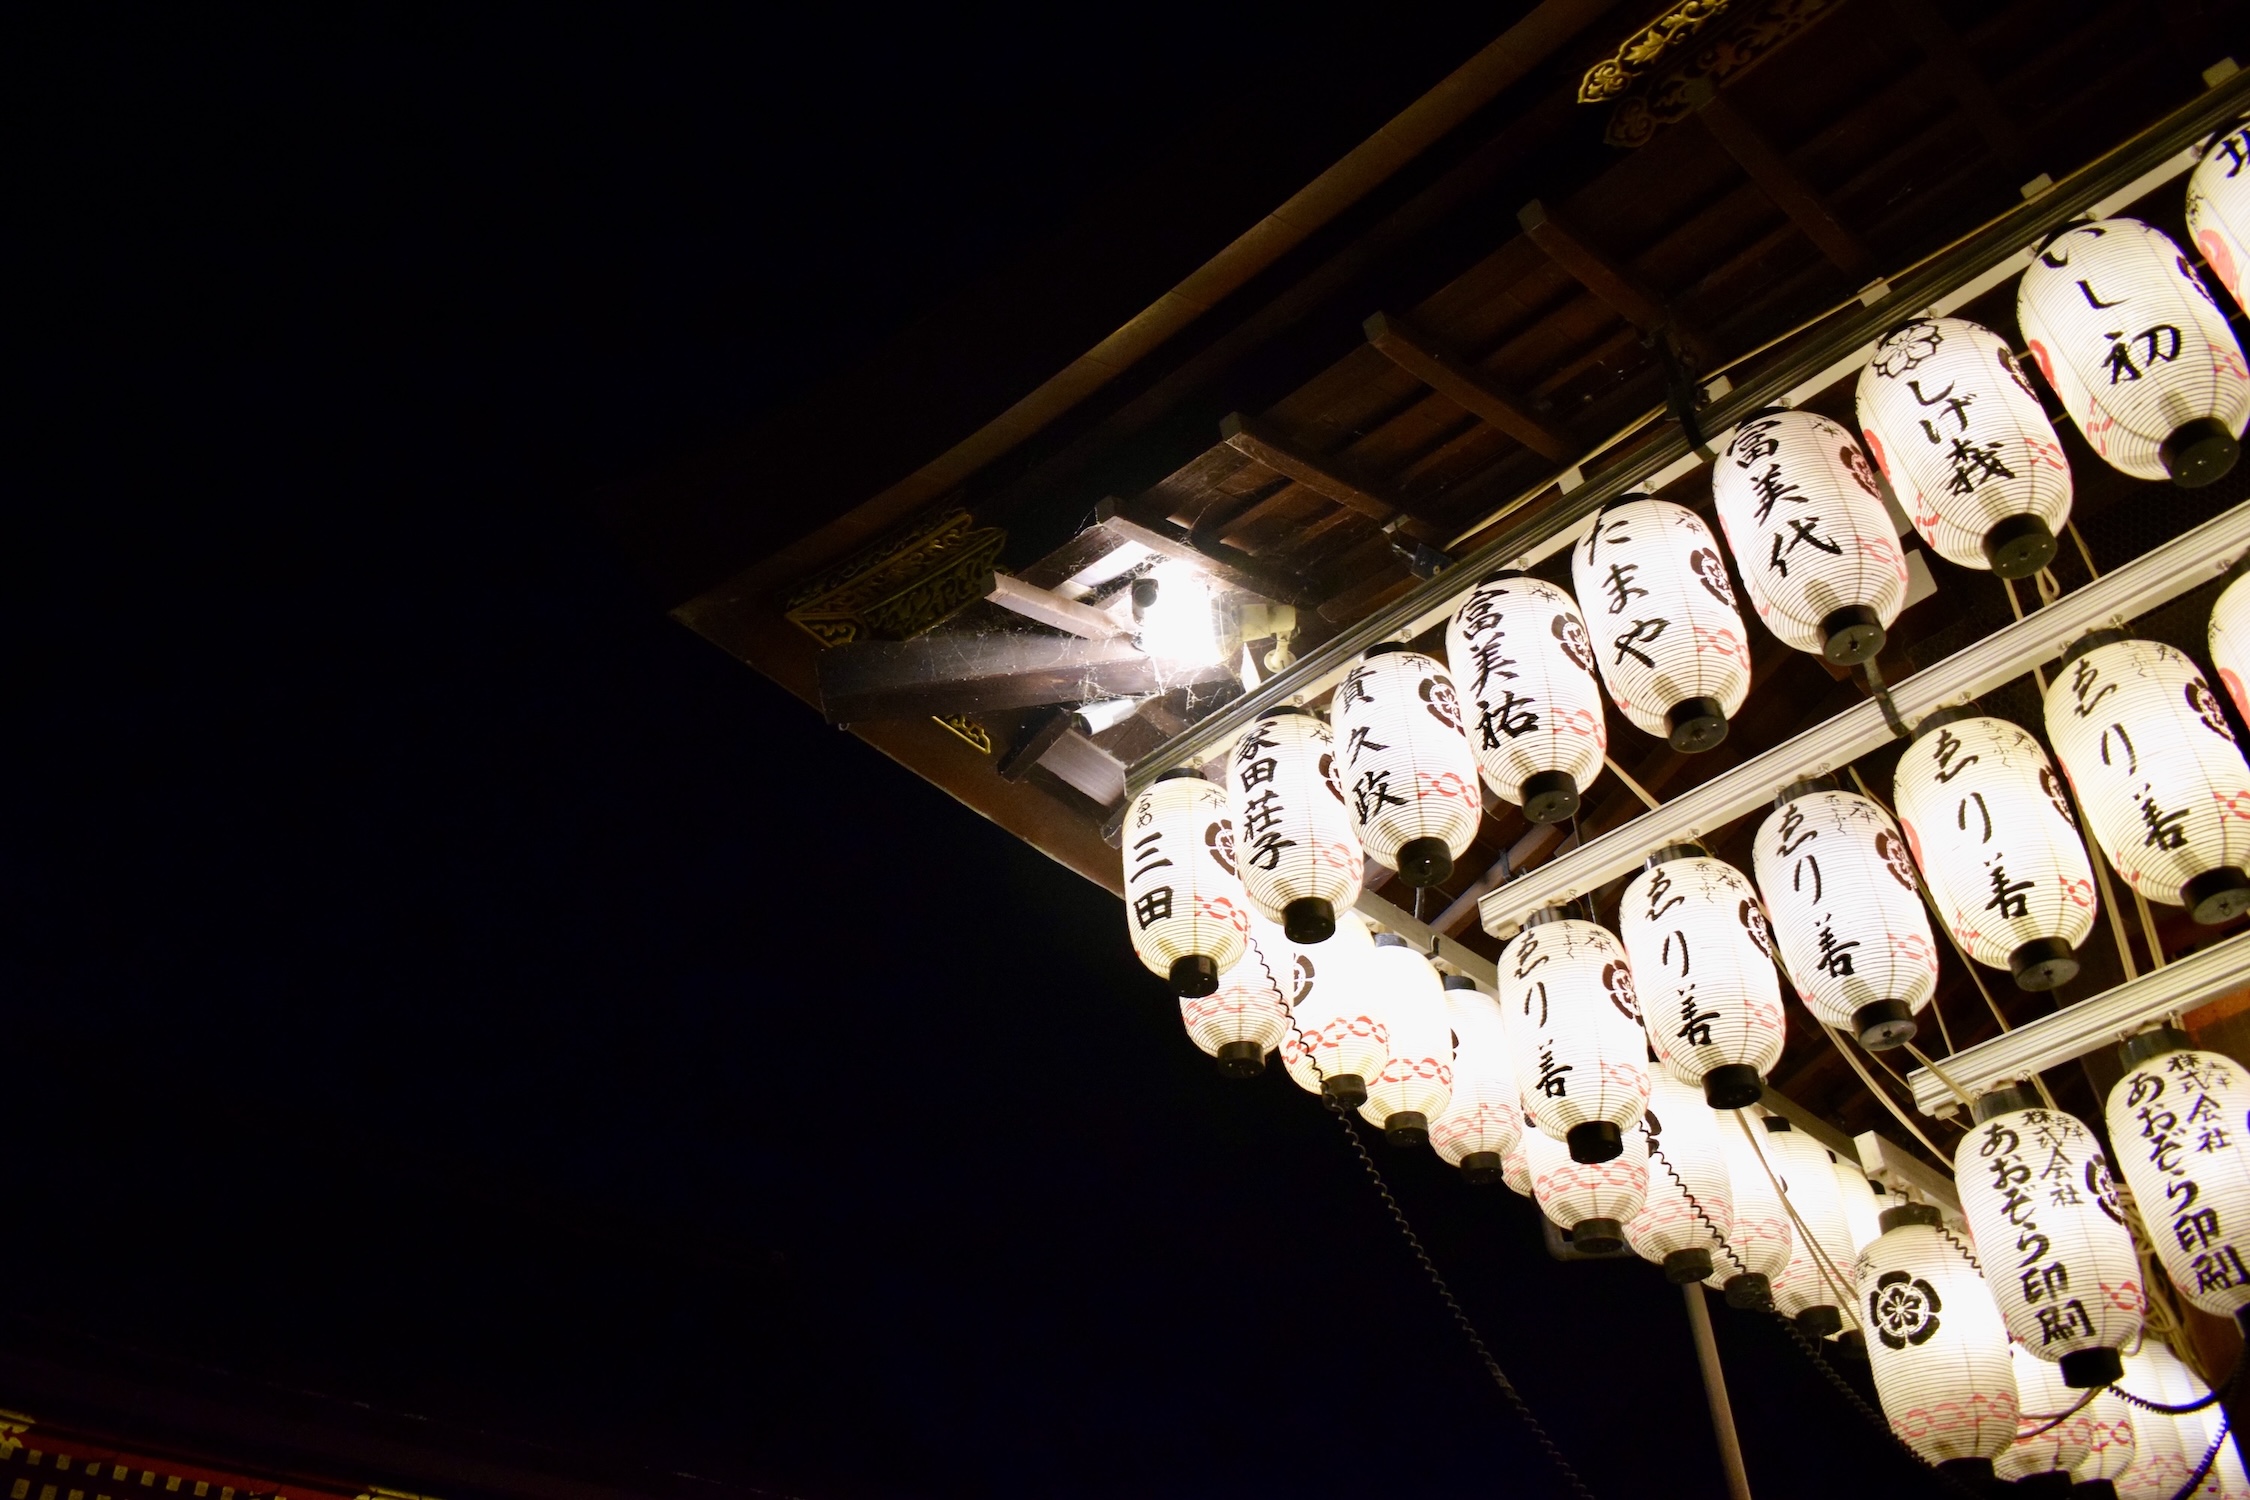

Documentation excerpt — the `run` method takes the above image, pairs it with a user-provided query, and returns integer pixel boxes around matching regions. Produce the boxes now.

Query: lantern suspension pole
[1682,1284,1756,1500]
[1601,754,1661,811]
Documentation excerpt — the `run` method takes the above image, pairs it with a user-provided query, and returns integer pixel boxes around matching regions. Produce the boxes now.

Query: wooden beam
[1685,79,1874,280]
[986,574,1129,639]
[996,706,1076,781]
[1882,0,2028,176]
[1218,412,1443,544]
[815,633,1235,723]
[1515,198,1707,363]
[1093,497,1321,608]
[1038,727,1128,808]
[1362,312,1573,460]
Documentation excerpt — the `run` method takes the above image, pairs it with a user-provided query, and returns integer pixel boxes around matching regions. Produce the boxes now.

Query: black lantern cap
[1666,696,1729,753]
[1154,766,1208,783]
[2119,1025,2192,1068]
[1721,1272,1771,1310]
[2008,937,2079,992]
[1362,640,1416,659]
[1441,973,1480,991]
[1213,1040,1264,1080]
[1257,704,1312,719]
[2056,628,2130,670]
[1479,567,1529,585]
[1320,1074,1368,1110]
[1795,1305,1843,1338]
[1819,605,1886,665]
[1283,897,1336,944]
[1645,842,1709,870]
[1879,1202,1942,1233]
[1522,904,1573,928]
[2072,1479,2121,1500]
[1567,1119,1623,1164]
[1971,1082,2042,1122]
[1984,512,2058,578]
[1373,932,1410,949]
[1703,1064,1763,1110]
[1170,954,1220,998]
[1458,1150,1504,1186]
[1910,702,1983,740]
[2185,866,2250,925]
[1383,1111,1429,1148]
[2015,1472,2073,1499]
[1772,775,1837,809]
[2060,1346,2123,1389]
[1569,1217,1625,1255]
[1396,835,1454,887]
[1934,1457,1995,1489]
[1663,1247,1713,1284]
[1853,998,1918,1049]
[1521,768,1579,824]
[2162,416,2241,488]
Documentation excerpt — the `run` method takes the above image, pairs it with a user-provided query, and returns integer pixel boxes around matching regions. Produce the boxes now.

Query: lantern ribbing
[1445,572,1608,823]
[1332,646,1481,887]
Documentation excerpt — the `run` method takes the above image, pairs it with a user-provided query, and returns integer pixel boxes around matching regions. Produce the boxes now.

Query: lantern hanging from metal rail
[2188,122,2250,319]
[1953,1085,2142,1388]
[1429,975,1522,1185]
[1855,315,2074,578]
[2208,556,2250,726]
[1123,770,1251,997]
[2114,1345,2198,1500]
[1892,707,2098,991]
[2017,217,2249,488]
[1330,643,1482,887]
[1500,909,1649,1163]
[1226,708,1363,943]
[2044,632,2250,925]
[1620,845,1786,1109]
[1834,1153,1886,1257]
[1357,935,1454,1146]
[1857,1202,2020,1487]
[1569,494,1753,752]
[1710,406,1909,663]
[1996,1340,2097,1487]
[2104,1027,2250,1329]
[1626,1070,1734,1284]
[1178,913,1294,1079]
[1524,1103,1648,1255]
[1752,779,1939,1049]
[2070,1384,2138,1497]
[1704,1109,1791,1308]
[1443,570,1608,824]
[1761,1116,1858,1337]
[1278,911,1388,1109]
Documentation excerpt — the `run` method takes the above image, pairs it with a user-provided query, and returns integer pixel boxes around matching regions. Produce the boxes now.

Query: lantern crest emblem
[1870,1268,1943,1348]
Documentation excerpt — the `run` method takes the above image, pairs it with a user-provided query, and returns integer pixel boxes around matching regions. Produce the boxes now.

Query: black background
[15,10,1947,1497]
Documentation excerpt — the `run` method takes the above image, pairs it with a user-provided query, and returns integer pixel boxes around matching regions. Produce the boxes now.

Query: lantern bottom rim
[2008,937,2079,992]
[1458,1150,1505,1186]
[2162,416,2241,489]
[2184,865,2250,926]
[1720,1272,1771,1310]
[2073,1479,2120,1500]
[1281,897,1336,945]
[1702,1064,1764,1110]
[1320,1073,1368,1110]
[1830,1329,1866,1360]
[1795,1305,1843,1338]
[1662,1247,1713,1284]
[1520,769,1579,824]
[1934,1458,1995,1487]
[1819,605,1886,665]
[1569,1217,1624,1255]
[1666,697,1729,753]
[1853,998,1917,1050]
[1212,1040,1264,1079]
[1566,1119,1623,1164]
[1984,512,2058,579]
[2012,1470,2074,1498]
[1381,1111,1429,1147]
[2059,1346,2123,1389]
[1170,953,1220,998]
[1394,836,1453,888]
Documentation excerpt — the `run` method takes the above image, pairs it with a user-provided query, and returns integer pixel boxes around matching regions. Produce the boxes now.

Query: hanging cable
[1602,754,1661,812]
[1901,1041,1979,1114]
[1818,1023,1955,1160]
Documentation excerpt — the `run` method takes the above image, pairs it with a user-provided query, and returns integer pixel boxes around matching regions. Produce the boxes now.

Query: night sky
[18,12,1954,1498]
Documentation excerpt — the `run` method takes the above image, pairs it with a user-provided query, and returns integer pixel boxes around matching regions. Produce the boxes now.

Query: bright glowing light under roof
[1135,563,1226,665]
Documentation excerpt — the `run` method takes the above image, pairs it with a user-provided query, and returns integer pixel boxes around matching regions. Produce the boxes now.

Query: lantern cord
[2015,1385,2099,1440]
[2067,521,2104,581]
[1900,1042,1978,1113]
[1285,1022,1600,1500]
[2171,1413,2230,1500]
[1729,1112,1859,1314]
[2133,886,2169,969]
[1932,1221,1984,1276]
[1817,1024,1955,1161]
[1602,756,1661,812]
[2000,575,2052,696]
[1857,654,1911,741]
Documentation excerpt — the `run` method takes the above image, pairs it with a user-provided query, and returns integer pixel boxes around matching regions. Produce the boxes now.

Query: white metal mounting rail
[1904,929,2250,1117]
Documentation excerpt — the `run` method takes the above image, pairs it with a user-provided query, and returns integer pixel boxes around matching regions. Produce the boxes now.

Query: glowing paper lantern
[1123,770,1252,997]
[1626,1070,1735,1284]
[1524,1105,1647,1254]
[2189,122,2250,317]
[1753,781,1939,1048]
[1500,912,1649,1163]
[1502,1126,1533,1196]
[1620,846,1786,1109]
[1178,915,1294,1077]
[2105,1028,2250,1324]
[1705,1110,1791,1307]
[1357,935,1453,1145]
[1226,709,1364,943]
[1892,708,2098,991]
[1857,1202,2019,1484]
[1711,407,1907,663]
[1953,1085,2142,1387]
[1429,976,1521,1185]
[1278,913,1387,1108]
[1761,1117,1858,1335]
[2138,1339,2250,1500]
[1834,1154,1886,1256]
[2071,1385,2138,1495]
[1444,571,1607,823]
[2115,1346,2198,1500]
[1996,1341,2096,1485]
[2044,633,2250,925]
[1330,644,1481,886]
[2017,218,2249,488]
[2208,558,2250,727]
[1570,495,1753,752]
[1856,315,2073,577]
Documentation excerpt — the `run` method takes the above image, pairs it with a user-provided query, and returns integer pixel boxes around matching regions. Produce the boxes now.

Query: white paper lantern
[1123,771,1253,997]
[1329,644,1481,887]
[1279,912,1389,1107]
[1627,1070,1735,1284]
[1996,1340,2098,1484]
[2209,560,2250,729]
[2018,217,2250,488]
[1444,571,1607,822]
[1893,709,2099,991]
[1570,495,1754,752]
[1753,782,1940,1048]
[1711,407,1909,663]
[1760,1117,1859,1335]
[1429,977,1522,1185]
[1500,912,1649,1163]
[1857,1203,2019,1481]
[2115,1345,2199,1500]
[1953,1087,2143,1388]
[2137,1339,2250,1500]
[1357,936,1454,1144]
[1524,1105,1647,1253]
[1835,1154,1887,1257]
[2071,1385,2138,1492]
[2045,633,2250,925]
[2105,1028,2250,1324]
[1178,914,1295,1077]
[1502,1123,1533,1196]
[1704,1109,1792,1306]
[1856,315,2074,577]
[1620,847,1786,1109]
[2190,123,2250,318]
[1226,709,1364,943]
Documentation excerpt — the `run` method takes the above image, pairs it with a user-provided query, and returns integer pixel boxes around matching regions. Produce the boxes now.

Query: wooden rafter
[1881,0,2030,177]
[1685,79,1874,280]
[1218,412,1443,544]
[1515,198,1709,364]
[814,633,1235,723]
[1362,312,1573,460]
[1092,497,1321,608]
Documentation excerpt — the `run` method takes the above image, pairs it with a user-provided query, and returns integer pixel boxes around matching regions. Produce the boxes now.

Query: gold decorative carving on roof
[783,506,1006,648]
[1578,1,1732,104]
[1601,0,1847,148]
[933,713,995,753]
